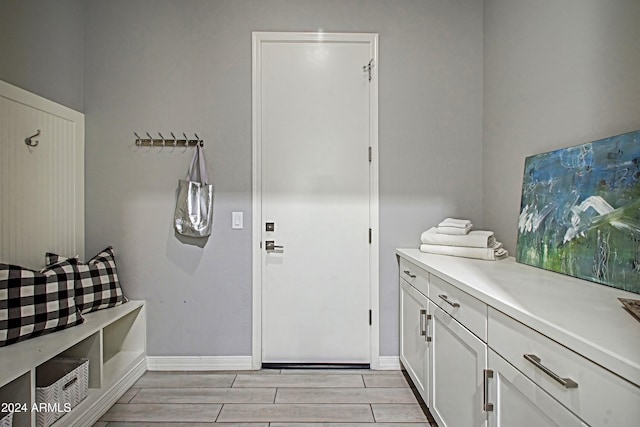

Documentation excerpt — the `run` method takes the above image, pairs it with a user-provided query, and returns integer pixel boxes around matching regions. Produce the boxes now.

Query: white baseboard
[377,356,401,370]
[146,356,254,371]
[146,355,398,371]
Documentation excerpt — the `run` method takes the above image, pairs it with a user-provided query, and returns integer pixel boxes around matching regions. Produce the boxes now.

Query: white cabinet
[397,249,640,427]
[488,308,640,427]
[400,279,430,403]
[429,273,487,341]
[429,300,487,427]
[487,349,588,427]
[400,258,429,297]
[399,257,488,427]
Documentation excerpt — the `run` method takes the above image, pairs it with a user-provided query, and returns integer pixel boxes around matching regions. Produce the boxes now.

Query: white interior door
[254,33,377,364]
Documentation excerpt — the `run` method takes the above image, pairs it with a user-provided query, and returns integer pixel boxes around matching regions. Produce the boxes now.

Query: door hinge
[369,309,372,325]
[363,59,374,82]
[369,228,372,244]
[368,146,372,162]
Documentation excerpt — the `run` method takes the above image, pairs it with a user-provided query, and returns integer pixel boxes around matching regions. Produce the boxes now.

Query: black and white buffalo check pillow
[46,246,127,314]
[0,259,84,347]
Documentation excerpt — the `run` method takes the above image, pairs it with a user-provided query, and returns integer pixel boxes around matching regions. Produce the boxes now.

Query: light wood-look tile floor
[95,369,438,426]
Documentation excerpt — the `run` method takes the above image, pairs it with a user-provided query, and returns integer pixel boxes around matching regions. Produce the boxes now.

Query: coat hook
[194,133,203,147]
[169,132,178,149]
[25,129,41,147]
[158,132,166,146]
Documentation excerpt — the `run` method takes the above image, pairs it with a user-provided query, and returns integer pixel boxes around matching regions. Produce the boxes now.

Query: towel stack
[419,218,508,261]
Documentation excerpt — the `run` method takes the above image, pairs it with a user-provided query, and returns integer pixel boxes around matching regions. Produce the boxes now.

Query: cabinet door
[400,279,429,402]
[430,301,487,427]
[487,349,588,427]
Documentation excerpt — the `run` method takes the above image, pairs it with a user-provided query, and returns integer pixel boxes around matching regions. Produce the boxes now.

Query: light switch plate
[232,211,243,229]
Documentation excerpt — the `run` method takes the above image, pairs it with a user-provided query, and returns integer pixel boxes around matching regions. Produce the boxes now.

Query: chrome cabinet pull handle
[403,270,416,278]
[483,369,494,412]
[419,309,432,342]
[419,309,427,336]
[524,354,578,388]
[438,294,460,308]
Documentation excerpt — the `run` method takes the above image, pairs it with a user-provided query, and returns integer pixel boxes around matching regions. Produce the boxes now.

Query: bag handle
[198,146,208,184]
[186,147,199,180]
[186,146,209,184]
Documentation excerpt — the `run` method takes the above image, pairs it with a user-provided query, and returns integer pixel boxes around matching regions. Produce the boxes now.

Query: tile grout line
[369,403,377,423]
[214,401,223,422]
[125,388,140,403]
[216,373,235,423]
[230,373,238,387]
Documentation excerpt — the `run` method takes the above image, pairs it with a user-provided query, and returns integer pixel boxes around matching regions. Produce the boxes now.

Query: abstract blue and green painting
[516,130,640,294]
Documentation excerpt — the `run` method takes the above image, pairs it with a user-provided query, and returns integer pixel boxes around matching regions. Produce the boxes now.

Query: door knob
[265,240,284,251]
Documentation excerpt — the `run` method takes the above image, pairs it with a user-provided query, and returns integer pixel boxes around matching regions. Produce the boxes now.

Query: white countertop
[396,248,640,388]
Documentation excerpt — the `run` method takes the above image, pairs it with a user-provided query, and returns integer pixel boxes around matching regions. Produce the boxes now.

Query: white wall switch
[232,211,243,229]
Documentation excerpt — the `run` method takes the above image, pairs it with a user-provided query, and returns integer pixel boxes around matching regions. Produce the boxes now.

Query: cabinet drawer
[430,273,487,341]
[489,308,640,427]
[399,258,429,297]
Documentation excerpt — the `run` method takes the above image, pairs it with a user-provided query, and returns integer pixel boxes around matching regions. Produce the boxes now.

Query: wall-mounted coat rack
[134,132,204,147]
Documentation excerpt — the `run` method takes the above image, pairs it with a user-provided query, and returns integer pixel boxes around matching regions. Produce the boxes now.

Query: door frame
[251,31,379,369]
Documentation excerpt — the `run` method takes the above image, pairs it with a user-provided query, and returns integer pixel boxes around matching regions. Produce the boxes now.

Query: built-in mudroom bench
[0,301,146,427]
[397,248,640,427]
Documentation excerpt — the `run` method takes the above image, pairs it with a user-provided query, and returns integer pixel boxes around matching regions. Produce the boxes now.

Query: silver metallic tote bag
[174,145,214,237]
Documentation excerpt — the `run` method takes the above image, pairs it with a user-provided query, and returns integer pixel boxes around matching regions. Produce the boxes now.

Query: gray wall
[83,0,484,357]
[0,0,84,111]
[483,0,640,253]
[0,0,485,358]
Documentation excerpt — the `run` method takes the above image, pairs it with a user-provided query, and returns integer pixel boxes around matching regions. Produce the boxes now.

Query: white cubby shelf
[0,301,146,427]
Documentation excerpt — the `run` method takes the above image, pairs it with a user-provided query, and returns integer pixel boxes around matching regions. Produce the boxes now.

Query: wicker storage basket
[0,411,12,427]
[35,357,89,427]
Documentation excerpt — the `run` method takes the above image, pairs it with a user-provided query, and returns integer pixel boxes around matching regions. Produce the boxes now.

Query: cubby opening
[102,305,145,385]
[0,372,32,427]
[56,332,101,389]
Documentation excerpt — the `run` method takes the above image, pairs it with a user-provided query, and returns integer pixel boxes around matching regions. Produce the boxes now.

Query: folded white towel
[436,224,472,235]
[421,227,495,248]
[419,243,508,261]
[495,248,508,259]
[438,218,472,228]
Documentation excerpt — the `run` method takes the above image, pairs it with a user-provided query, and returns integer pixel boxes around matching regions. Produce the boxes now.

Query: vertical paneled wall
[0,80,84,269]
